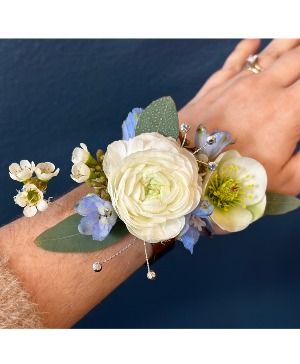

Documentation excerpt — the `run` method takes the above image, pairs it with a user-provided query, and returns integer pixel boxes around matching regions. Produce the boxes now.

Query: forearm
[0,108,229,328]
[0,184,149,328]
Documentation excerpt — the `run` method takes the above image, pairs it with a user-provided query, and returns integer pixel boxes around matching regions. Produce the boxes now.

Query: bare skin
[0,39,299,328]
[179,38,300,195]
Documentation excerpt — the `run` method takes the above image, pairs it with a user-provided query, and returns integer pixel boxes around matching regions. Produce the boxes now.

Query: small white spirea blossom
[71,143,90,164]
[9,160,35,182]
[70,162,91,183]
[14,184,48,217]
[35,162,60,181]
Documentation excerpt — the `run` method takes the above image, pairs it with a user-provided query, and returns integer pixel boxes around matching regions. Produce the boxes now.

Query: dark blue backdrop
[1,39,299,328]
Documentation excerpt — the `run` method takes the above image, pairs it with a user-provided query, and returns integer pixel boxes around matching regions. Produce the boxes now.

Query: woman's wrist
[0,184,155,328]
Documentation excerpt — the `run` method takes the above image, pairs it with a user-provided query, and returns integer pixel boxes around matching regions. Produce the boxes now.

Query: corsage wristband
[148,238,176,265]
[9,96,300,281]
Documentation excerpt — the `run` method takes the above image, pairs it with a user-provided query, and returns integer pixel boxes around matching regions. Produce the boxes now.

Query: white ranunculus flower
[35,162,60,181]
[103,132,201,243]
[70,162,91,183]
[202,150,267,232]
[9,160,35,182]
[71,143,90,164]
[14,184,48,217]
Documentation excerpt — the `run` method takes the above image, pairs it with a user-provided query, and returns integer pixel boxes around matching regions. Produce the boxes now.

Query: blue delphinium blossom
[195,124,235,159]
[176,200,214,254]
[75,194,117,241]
[122,108,144,140]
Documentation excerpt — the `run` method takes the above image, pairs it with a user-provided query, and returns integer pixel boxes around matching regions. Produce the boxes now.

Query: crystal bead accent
[180,123,190,132]
[206,136,216,145]
[92,262,102,272]
[208,162,218,171]
[147,270,156,280]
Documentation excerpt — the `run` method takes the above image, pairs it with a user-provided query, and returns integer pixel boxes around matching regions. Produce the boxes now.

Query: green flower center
[207,172,249,212]
[145,178,161,198]
[27,190,40,205]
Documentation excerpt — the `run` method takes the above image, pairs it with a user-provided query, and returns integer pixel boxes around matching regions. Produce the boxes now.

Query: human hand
[178,39,300,196]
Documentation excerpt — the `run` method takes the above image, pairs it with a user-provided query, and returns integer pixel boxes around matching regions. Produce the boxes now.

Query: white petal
[17,169,32,181]
[211,206,253,232]
[247,195,266,222]
[35,168,42,178]
[9,172,20,181]
[70,174,88,183]
[217,150,241,164]
[23,206,37,217]
[9,163,21,174]
[219,157,267,205]
[37,199,48,212]
[202,150,241,193]
[72,147,90,164]
[14,193,27,207]
[127,216,184,243]
[36,162,55,172]
[80,143,88,151]
[23,183,40,193]
[53,168,60,176]
[20,160,32,169]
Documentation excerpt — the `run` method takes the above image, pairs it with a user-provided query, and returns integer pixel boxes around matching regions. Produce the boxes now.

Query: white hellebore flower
[9,160,35,182]
[70,162,91,183]
[14,184,48,217]
[103,132,201,243]
[71,143,91,164]
[202,150,267,232]
[35,162,60,181]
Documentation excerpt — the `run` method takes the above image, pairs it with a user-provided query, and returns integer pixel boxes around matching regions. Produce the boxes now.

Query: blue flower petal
[74,199,90,216]
[78,211,99,235]
[195,124,234,159]
[84,194,103,212]
[122,108,144,140]
[92,219,112,241]
[177,224,201,254]
[192,200,214,218]
[207,131,234,159]
[75,194,101,216]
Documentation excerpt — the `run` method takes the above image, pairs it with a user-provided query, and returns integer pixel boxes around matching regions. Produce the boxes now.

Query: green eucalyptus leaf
[34,214,128,253]
[264,192,300,216]
[135,96,179,139]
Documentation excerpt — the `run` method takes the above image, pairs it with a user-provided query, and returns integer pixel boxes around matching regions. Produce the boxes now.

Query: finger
[264,45,300,87]
[258,38,300,69]
[222,38,261,72]
[281,150,300,196]
[193,39,261,101]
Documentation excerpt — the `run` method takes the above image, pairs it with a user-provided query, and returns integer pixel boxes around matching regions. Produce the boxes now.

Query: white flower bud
[71,143,90,164]
[70,162,91,183]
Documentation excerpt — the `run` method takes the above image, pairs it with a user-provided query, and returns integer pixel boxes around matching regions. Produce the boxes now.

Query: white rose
[103,132,201,242]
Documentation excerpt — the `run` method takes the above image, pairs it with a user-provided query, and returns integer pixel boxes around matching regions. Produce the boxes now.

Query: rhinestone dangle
[92,238,137,272]
[180,123,191,147]
[144,241,156,280]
